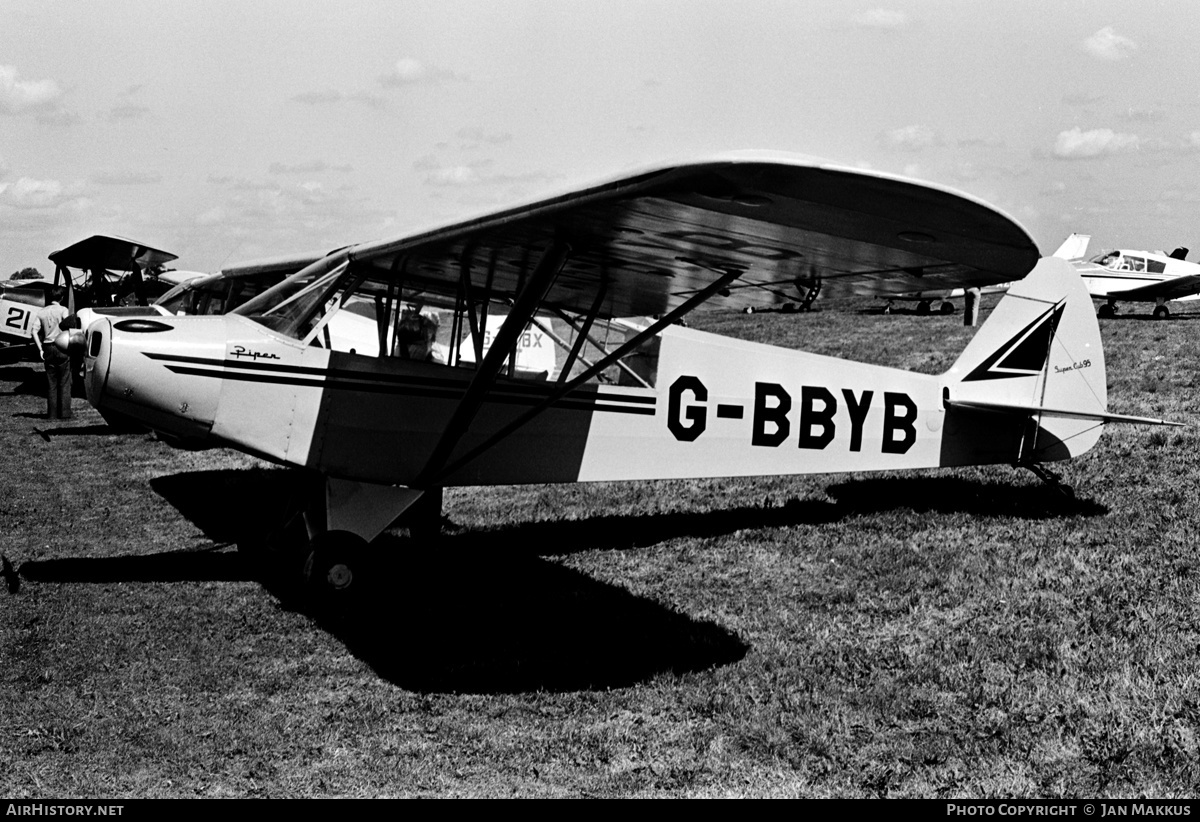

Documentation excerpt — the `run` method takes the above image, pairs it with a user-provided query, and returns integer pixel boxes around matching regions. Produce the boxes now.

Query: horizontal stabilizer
[945,397,1183,427]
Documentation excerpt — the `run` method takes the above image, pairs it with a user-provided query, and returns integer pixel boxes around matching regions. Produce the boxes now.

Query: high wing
[1096,273,1200,302]
[326,153,1039,317]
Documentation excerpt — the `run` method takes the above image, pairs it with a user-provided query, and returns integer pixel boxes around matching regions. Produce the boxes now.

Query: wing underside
[340,156,1039,318]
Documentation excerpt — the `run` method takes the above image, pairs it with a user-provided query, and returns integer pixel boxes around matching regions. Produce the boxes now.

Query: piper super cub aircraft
[67,154,1176,605]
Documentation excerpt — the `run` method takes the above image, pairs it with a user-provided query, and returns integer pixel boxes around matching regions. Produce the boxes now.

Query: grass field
[2,297,1199,798]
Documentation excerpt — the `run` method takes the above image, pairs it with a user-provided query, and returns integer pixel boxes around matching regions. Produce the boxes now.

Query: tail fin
[1051,233,1091,260]
[941,256,1109,464]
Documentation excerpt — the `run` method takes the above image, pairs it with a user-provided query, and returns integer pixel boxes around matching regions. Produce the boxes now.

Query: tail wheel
[303,530,369,612]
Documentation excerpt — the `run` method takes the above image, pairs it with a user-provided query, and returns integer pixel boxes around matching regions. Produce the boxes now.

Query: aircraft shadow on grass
[0,365,47,397]
[1,364,88,401]
[19,466,1103,693]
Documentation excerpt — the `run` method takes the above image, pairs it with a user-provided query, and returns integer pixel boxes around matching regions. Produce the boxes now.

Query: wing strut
[556,276,608,385]
[546,307,652,388]
[415,238,573,487]
[427,266,745,486]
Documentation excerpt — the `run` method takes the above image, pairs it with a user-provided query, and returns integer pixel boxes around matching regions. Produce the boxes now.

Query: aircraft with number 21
[66,153,1177,605]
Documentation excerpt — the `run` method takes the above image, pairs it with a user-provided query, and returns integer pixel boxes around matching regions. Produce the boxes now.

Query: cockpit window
[233,258,661,385]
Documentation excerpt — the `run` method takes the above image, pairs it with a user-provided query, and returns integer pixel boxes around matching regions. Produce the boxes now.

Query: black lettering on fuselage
[752,382,790,447]
[667,375,917,455]
[798,386,836,450]
[842,389,874,452]
[668,375,707,441]
[882,392,917,454]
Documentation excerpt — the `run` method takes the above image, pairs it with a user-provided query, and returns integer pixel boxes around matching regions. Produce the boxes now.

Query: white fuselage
[1076,250,1200,301]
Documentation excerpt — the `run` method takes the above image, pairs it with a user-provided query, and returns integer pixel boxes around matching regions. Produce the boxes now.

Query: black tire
[917,301,931,315]
[1153,305,1170,320]
[939,301,955,314]
[303,530,369,612]
[1098,304,1115,319]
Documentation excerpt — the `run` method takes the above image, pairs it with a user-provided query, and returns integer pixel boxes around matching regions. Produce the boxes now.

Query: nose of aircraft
[82,315,225,444]
[81,317,113,406]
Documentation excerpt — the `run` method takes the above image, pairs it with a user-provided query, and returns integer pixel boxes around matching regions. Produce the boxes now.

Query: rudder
[941,256,1108,464]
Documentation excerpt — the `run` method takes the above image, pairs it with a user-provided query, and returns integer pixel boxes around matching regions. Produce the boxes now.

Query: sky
[2,0,1199,275]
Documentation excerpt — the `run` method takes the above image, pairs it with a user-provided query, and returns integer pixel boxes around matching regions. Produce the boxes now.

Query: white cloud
[1052,127,1139,159]
[1121,107,1165,123]
[849,9,907,29]
[0,176,79,208]
[0,65,62,114]
[427,165,479,187]
[881,124,939,150]
[379,57,467,87]
[1082,27,1137,61]
[195,207,227,226]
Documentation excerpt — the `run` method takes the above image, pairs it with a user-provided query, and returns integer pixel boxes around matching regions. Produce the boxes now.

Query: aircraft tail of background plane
[1051,233,1091,260]
[938,256,1112,465]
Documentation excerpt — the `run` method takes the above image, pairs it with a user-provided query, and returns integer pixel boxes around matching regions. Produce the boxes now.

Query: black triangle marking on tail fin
[963,301,1066,382]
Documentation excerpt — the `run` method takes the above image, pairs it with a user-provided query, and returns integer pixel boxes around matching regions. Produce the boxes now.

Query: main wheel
[1097,304,1115,319]
[917,300,931,315]
[1153,305,1170,320]
[939,301,955,314]
[302,530,369,612]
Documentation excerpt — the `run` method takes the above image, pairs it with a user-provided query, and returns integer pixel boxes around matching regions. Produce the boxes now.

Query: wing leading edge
[330,154,1040,318]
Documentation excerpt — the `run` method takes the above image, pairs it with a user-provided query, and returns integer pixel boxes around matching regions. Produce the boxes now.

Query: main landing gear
[914,300,955,315]
[252,476,443,614]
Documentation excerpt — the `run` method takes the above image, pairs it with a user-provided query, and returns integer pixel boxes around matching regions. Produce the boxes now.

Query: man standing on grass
[30,286,72,420]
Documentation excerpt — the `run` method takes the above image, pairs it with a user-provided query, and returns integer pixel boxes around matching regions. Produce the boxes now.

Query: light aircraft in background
[0,278,57,350]
[49,234,205,316]
[1057,233,1200,319]
[880,233,1095,315]
[64,154,1177,608]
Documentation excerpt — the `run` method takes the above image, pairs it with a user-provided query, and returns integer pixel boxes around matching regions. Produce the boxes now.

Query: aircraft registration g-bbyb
[66,153,1178,605]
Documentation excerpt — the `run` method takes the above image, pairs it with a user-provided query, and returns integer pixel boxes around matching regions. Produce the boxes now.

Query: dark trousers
[44,347,72,419]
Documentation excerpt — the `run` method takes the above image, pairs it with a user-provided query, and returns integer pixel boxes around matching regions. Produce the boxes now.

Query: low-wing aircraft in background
[64,154,1178,607]
[1057,233,1200,319]
[879,233,1095,315]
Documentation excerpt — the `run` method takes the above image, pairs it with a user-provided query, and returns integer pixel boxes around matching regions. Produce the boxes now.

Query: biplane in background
[49,234,205,315]
[1058,234,1200,319]
[64,153,1178,606]
[2,233,199,352]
